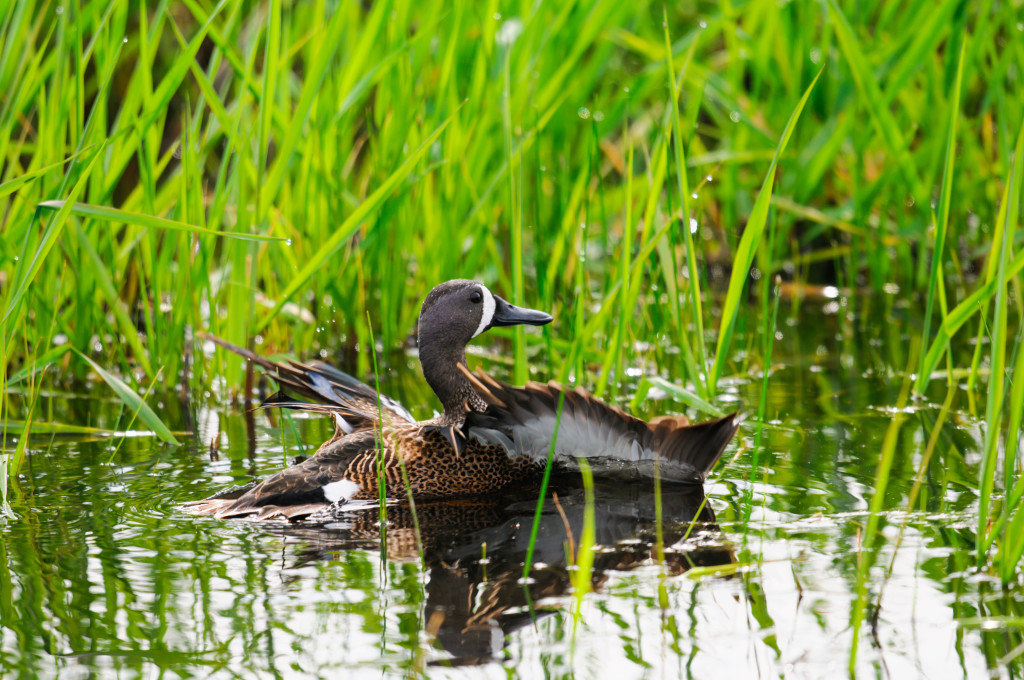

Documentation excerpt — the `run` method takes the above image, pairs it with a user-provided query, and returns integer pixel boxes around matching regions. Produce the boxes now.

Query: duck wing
[460,367,739,483]
[182,430,379,520]
[200,332,415,430]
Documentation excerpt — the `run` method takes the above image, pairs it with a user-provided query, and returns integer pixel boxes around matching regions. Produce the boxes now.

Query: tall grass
[1,0,1024,576]
[979,120,1024,579]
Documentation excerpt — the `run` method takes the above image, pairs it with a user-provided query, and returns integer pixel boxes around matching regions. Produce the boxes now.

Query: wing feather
[460,366,739,482]
[200,332,415,429]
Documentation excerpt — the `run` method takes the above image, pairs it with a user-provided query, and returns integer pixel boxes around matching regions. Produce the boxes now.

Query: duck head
[417,279,552,421]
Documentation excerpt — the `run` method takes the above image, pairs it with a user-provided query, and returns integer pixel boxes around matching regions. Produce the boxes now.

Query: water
[2,301,1023,678]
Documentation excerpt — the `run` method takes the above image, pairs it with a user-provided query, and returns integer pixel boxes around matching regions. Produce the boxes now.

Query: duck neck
[419,343,487,425]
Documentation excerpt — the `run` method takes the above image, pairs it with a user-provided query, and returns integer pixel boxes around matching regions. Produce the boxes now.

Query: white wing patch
[469,412,654,464]
[381,395,415,422]
[472,286,496,338]
[322,479,360,503]
[334,413,354,434]
[468,413,709,482]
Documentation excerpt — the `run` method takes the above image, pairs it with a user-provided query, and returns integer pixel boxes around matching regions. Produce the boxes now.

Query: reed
[916,37,965,392]
[663,11,706,398]
[979,121,1024,579]
[708,66,822,393]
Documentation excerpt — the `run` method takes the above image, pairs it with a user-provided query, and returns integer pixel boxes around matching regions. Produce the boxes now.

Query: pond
[2,296,1022,678]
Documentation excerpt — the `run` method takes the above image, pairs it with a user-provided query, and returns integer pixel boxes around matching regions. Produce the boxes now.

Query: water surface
[2,300,1021,678]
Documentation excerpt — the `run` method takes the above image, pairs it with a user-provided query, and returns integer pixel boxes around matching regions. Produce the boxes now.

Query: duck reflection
[263,478,735,666]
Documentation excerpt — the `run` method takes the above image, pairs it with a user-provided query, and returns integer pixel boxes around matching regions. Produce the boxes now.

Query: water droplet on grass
[577,107,590,119]
[729,111,741,122]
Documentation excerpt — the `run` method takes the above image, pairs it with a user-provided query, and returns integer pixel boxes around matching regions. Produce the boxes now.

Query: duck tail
[181,497,325,521]
[180,497,240,517]
[649,412,742,481]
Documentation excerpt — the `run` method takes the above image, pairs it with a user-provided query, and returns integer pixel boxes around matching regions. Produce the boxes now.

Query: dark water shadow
[260,478,735,666]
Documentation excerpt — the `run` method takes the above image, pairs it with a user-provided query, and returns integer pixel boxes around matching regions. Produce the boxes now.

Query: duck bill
[491,295,553,327]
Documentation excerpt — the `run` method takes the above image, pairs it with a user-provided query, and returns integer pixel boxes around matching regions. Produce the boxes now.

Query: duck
[184,279,740,520]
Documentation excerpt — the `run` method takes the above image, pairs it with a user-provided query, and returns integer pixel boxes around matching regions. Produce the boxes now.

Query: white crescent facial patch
[472,286,496,338]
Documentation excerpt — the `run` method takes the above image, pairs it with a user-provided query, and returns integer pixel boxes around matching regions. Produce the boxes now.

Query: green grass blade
[826,0,923,199]
[917,36,966,393]
[646,376,725,417]
[523,390,566,582]
[72,223,154,377]
[253,103,463,333]
[503,37,527,385]
[709,66,823,391]
[72,348,179,446]
[2,144,105,327]
[4,344,71,386]
[663,9,706,395]
[570,459,596,641]
[0,144,101,198]
[258,0,386,217]
[978,117,1024,559]
[36,201,284,242]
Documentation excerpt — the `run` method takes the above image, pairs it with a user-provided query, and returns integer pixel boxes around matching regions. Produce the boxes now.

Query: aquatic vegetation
[2,0,1024,676]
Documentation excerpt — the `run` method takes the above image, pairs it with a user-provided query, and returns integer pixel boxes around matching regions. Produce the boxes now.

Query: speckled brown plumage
[317,424,542,500]
[184,421,545,520]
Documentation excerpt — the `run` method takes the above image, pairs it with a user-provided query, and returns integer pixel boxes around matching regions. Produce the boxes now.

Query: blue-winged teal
[185,279,740,520]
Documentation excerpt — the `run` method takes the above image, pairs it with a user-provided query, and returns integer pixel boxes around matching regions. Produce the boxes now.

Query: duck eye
[470,291,483,304]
